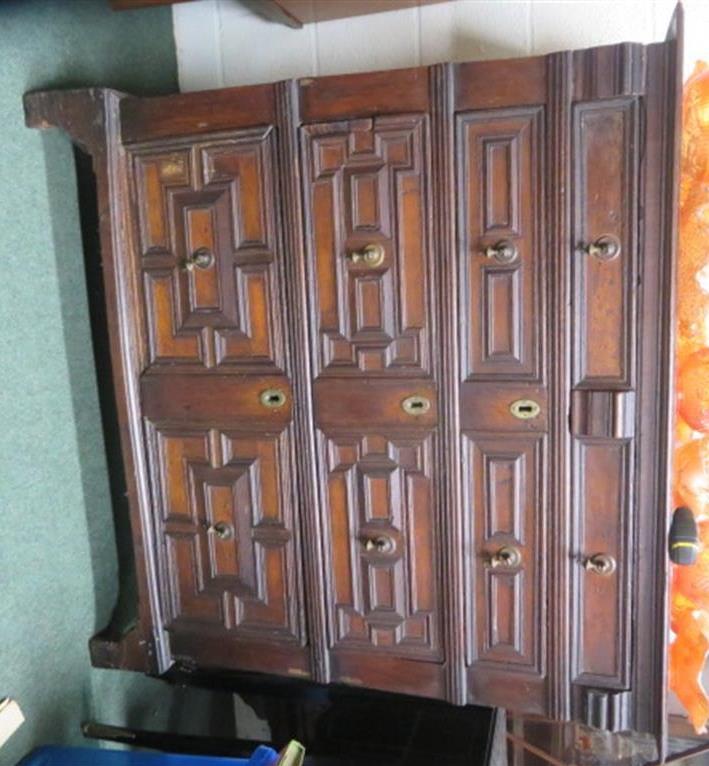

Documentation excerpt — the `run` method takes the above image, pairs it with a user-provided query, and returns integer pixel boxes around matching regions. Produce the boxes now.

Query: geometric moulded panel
[457,107,544,381]
[463,432,545,676]
[317,431,442,660]
[572,98,639,389]
[571,437,633,689]
[302,115,434,377]
[145,424,303,644]
[130,127,284,373]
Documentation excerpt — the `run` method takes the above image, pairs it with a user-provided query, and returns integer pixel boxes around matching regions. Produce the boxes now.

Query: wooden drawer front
[301,115,434,377]
[313,379,438,430]
[570,97,639,697]
[571,437,632,689]
[145,423,308,673]
[572,98,639,389]
[457,107,544,381]
[570,389,635,691]
[318,431,442,662]
[463,433,547,710]
[457,106,547,712]
[129,128,285,373]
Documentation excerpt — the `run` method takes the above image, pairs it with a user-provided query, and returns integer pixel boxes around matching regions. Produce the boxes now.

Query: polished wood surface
[24,8,682,753]
[301,111,444,694]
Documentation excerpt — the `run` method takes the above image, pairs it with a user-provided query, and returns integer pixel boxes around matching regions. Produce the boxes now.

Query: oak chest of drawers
[25,5,682,752]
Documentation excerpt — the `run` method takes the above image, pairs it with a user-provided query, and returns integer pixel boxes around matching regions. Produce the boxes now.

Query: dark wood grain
[455,56,547,111]
[298,67,429,123]
[121,84,277,143]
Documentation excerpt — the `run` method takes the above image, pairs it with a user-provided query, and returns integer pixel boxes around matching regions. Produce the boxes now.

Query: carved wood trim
[275,79,330,683]
[572,43,646,102]
[582,688,632,732]
[430,63,465,704]
[546,50,573,721]
[629,5,683,753]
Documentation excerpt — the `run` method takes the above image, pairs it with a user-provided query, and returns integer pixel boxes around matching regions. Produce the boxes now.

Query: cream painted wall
[173,0,708,92]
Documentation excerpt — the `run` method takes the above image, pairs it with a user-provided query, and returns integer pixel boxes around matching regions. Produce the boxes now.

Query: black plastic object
[669,506,699,565]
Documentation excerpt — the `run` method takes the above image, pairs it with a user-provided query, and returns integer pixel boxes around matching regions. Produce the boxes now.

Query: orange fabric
[670,61,709,734]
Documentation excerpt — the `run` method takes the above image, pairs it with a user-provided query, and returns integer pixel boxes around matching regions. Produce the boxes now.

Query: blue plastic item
[17,745,280,766]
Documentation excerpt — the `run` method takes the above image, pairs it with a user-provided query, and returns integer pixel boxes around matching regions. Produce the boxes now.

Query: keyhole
[402,395,431,415]
[509,399,541,420]
[260,388,287,409]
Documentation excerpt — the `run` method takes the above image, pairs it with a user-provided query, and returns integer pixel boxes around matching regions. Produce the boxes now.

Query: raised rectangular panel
[463,433,546,675]
[146,424,304,644]
[130,128,284,372]
[143,270,203,364]
[457,107,544,381]
[185,206,220,310]
[572,98,639,389]
[301,115,433,377]
[571,437,633,689]
[318,431,442,660]
[134,150,190,253]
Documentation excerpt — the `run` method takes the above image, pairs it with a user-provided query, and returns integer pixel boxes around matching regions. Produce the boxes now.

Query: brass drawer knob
[346,243,385,267]
[487,545,522,569]
[209,521,234,541]
[584,553,617,576]
[402,395,431,415]
[183,247,214,271]
[260,388,287,409]
[484,240,518,265]
[363,536,394,554]
[584,235,620,261]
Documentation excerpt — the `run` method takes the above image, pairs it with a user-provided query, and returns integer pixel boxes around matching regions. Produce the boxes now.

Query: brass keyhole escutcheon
[183,247,214,271]
[509,399,541,420]
[584,553,617,576]
[363,535,395,554]
[209,521,234,541]
[484,240,519,265]
[260,388,287,409]
[402,395,431,416]
[487,545,522,569]
[346,243,385,268]
[584,234,621,261]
